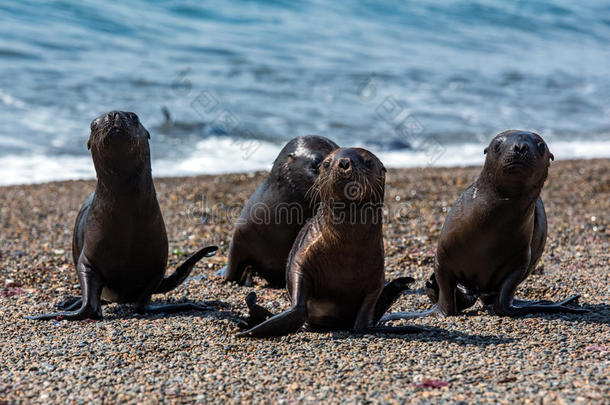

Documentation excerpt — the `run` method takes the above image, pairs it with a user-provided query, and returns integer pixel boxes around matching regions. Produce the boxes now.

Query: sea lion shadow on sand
[328,327,516,346]
[575,303,610,325]
[91,299,238,322]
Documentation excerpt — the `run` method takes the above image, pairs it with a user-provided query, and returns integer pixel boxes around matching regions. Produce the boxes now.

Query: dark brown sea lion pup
[237,148,425,337]
[217,135,339,287]
[26,111,217,321]
[383,130,586,322]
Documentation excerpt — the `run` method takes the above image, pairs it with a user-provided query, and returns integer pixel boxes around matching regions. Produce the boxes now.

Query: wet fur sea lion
[237,147,425,337]
[383,130,587,321]
[217,136,339,287]
[27,111,217,321]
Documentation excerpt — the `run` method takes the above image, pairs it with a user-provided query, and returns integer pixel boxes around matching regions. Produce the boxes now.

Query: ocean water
[1,0,609,185]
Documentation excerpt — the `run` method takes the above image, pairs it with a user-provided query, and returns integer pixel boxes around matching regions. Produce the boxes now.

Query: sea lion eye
[323,160,330,169]
[536,141,546,154]
[311,156,322,169]
[493,140,502,154]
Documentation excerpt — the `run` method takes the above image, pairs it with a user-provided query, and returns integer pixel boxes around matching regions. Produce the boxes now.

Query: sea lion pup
[26,111,217,321]
[383,130,587,322]
[217,136,339,287]
[237,148,425,337]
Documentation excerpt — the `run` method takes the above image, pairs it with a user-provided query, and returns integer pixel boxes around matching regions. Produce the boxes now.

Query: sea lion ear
[146,130,151,139]
[549,153,554,161]
[87,139,91,150]
[483,147,488,155]
[382,164,387,173]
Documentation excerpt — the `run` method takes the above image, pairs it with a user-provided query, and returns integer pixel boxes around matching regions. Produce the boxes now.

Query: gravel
[0,159,608,403]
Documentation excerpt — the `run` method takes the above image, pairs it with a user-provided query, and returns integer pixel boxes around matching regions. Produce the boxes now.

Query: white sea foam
[0,89,25,109]
[378,141,610,169]
[1,138,609,186]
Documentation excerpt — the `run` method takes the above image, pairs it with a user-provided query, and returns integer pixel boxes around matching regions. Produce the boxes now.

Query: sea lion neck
[317,201,384,239]
[94,162,155,202]
[474,168,542,219]
[477,161,544,200]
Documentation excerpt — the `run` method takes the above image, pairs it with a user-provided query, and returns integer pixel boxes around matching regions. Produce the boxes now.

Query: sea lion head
[88,111,151,174]
[273,135,339,193]
[483,130,554,195]
[315,147,386,204]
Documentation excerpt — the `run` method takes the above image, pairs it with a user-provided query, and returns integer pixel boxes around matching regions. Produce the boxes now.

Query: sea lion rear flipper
[373,276,415,323]
[237,271,309,338]
[235,306,307,338]
[243,291,274,328]
[155,246,218,294]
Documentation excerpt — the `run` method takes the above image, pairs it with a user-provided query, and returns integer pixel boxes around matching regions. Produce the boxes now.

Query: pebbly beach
[0,159,607,403]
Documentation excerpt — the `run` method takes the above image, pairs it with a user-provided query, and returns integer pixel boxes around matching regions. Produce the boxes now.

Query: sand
[0,159,608,404]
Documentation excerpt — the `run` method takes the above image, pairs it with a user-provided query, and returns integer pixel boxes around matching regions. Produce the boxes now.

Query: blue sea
[1,0,609,185]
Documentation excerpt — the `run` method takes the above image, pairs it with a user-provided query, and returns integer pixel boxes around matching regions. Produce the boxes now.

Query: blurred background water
[1,0,609,185]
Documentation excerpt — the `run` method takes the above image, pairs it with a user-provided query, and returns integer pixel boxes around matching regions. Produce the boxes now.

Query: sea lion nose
[104,111,122,124]
[513,142,528,154]
[338,158,351,171]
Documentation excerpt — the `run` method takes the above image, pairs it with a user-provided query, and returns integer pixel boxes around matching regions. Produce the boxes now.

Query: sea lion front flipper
[26,258,104,321]
[373,276,415,323]
[240,266,254,287]
[494,269,588,316]
[155,246,218,294]
[434,262,460,316]
[353,289,383,330]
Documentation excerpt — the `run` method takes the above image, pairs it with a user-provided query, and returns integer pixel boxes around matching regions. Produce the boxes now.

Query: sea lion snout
[88,111,150,153]
[338,157,351,170]
[512,140,529,155]
[318,148,385,203]
[485,130,552,169]
[337,157,353,178]
[482,130,554,195]
[102,110,139,126]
